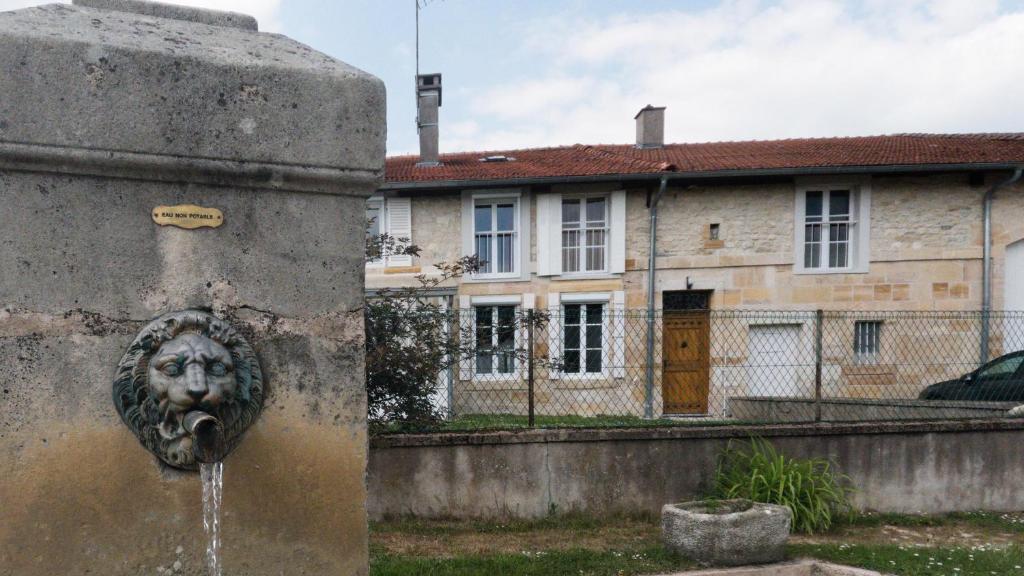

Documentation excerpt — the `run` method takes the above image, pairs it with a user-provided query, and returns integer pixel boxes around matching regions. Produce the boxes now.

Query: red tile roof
[385,144,673,184]
[384,133,1024,186]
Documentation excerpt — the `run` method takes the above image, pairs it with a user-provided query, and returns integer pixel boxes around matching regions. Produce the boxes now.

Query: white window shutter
[610,190,627,274]
[610,290,625,378]
[547,292,561,380]
[460,191,474,262]
[386,197,412,267]
[536,194,562,276]
[458,295,473,381]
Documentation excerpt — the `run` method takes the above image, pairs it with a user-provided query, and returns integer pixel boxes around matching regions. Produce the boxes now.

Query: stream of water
[200,462,224,576]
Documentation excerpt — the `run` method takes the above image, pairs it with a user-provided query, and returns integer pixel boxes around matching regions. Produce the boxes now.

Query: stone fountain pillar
[0,1,383,574]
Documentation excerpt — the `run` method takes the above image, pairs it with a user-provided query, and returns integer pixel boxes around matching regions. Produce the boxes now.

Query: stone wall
[628,173,999,311]
[368,420,1024,519]
[0,2,383,574]
[370,173,1022,311]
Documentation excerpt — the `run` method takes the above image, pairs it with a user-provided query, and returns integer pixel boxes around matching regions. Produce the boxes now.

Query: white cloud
[447,0,1024,151]
[0,0,282,31]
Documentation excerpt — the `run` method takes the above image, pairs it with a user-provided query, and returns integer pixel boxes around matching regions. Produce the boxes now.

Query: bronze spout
[183,411,226,464]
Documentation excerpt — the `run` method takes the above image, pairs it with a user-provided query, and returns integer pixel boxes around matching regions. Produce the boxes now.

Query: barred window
[853,320,882,363]
[475,305,516,375]
[562,197,608,274]
[803,189,853,270]
[563,303,604,374]
[474,200,518,276]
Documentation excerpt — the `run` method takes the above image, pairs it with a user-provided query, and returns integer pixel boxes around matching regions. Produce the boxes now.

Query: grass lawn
[789,543,1023,576]
[371,546,687,576]
[370,512,1024,576]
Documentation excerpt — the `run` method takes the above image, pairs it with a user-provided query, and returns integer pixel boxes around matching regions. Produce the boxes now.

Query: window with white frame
[473,199,518,276]
[562,302,604,374]
[365,197,412,267]
[804,189,851,269]
[561,196,608,274]
[366,199,383,264]
[796,185,869,273]
[853,320,882,364]
[475,305,517,375]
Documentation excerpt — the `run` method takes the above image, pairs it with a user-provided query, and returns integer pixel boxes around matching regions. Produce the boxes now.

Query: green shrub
[710,437,853,534]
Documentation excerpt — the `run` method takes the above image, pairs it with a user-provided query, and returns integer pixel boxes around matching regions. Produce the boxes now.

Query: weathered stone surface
[0,171,367,319]
[0,2,385,171]
[368,421,1024,519]
[661,500,791,566]
[75,0,258,30]
[0,1,381,574]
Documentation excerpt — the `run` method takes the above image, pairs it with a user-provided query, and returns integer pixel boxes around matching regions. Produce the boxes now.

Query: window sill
[554,273,621,281]
[365,264,422,274]
[472,373,521,381]
[792,266,868,275]
[463,275,531,283]
[558,372,610,380]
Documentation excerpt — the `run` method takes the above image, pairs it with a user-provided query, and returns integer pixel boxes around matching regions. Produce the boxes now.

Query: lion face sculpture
[113,310,264,470]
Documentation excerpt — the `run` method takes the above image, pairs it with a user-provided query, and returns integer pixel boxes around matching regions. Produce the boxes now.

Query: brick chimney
[635,105,665,149]
[416,73,442,166]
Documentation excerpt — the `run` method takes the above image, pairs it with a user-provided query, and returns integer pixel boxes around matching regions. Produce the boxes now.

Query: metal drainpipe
[981,167,1024,365]
[645,175,669,419]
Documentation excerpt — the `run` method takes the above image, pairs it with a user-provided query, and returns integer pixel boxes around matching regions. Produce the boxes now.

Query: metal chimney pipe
[416,73,442,166]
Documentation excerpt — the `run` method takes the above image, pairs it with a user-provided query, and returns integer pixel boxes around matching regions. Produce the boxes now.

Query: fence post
[814,309,823,423]
[446,297,456,420]
[527,309,535,428]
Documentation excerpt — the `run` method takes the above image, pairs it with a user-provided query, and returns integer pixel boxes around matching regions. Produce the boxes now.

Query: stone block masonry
[0,1,384,574]
[369,420,1024,519]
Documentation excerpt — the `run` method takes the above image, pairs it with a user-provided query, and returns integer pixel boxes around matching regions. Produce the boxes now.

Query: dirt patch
[372,520,662,557]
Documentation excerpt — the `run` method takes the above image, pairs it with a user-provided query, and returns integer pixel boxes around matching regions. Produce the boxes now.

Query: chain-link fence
[375,307,1024,430]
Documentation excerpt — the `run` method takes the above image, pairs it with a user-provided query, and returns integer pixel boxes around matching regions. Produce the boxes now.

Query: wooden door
[662,311,710,414]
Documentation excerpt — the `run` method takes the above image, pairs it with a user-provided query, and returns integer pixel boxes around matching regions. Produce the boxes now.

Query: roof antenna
[415,0,444,134]
[415,0,444,166]
[415,0,419,85]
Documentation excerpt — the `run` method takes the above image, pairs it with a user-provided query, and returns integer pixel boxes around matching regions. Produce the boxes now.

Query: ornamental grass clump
[710,437,853,534]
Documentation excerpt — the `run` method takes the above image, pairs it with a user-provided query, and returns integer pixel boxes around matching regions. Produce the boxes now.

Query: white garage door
[748,324,805,397]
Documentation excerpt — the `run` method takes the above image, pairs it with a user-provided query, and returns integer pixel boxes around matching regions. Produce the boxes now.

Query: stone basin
[662,499,792,566]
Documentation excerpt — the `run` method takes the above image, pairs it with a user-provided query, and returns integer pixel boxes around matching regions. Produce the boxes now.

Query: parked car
[919,351,1024,402]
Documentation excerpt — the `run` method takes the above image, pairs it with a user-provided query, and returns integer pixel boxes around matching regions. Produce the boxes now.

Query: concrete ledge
[730,397,1017,423]
[370,418,1024,448]
[0,141,382,196]
[73,0,258,30]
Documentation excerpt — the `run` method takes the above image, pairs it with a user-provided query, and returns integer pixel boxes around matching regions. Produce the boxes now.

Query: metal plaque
[152,204,224,229]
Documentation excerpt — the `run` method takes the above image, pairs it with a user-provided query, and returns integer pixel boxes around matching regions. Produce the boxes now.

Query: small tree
[364,225,548,432]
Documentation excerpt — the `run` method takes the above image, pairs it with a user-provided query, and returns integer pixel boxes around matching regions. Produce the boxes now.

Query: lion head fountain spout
[183,411,226,464]
[113,310,264,470]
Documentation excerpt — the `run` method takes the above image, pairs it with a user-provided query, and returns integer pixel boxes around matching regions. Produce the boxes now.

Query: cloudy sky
[4,0,1024,155]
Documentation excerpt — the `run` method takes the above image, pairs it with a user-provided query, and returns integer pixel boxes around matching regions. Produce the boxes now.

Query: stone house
[369,103,1024,418]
